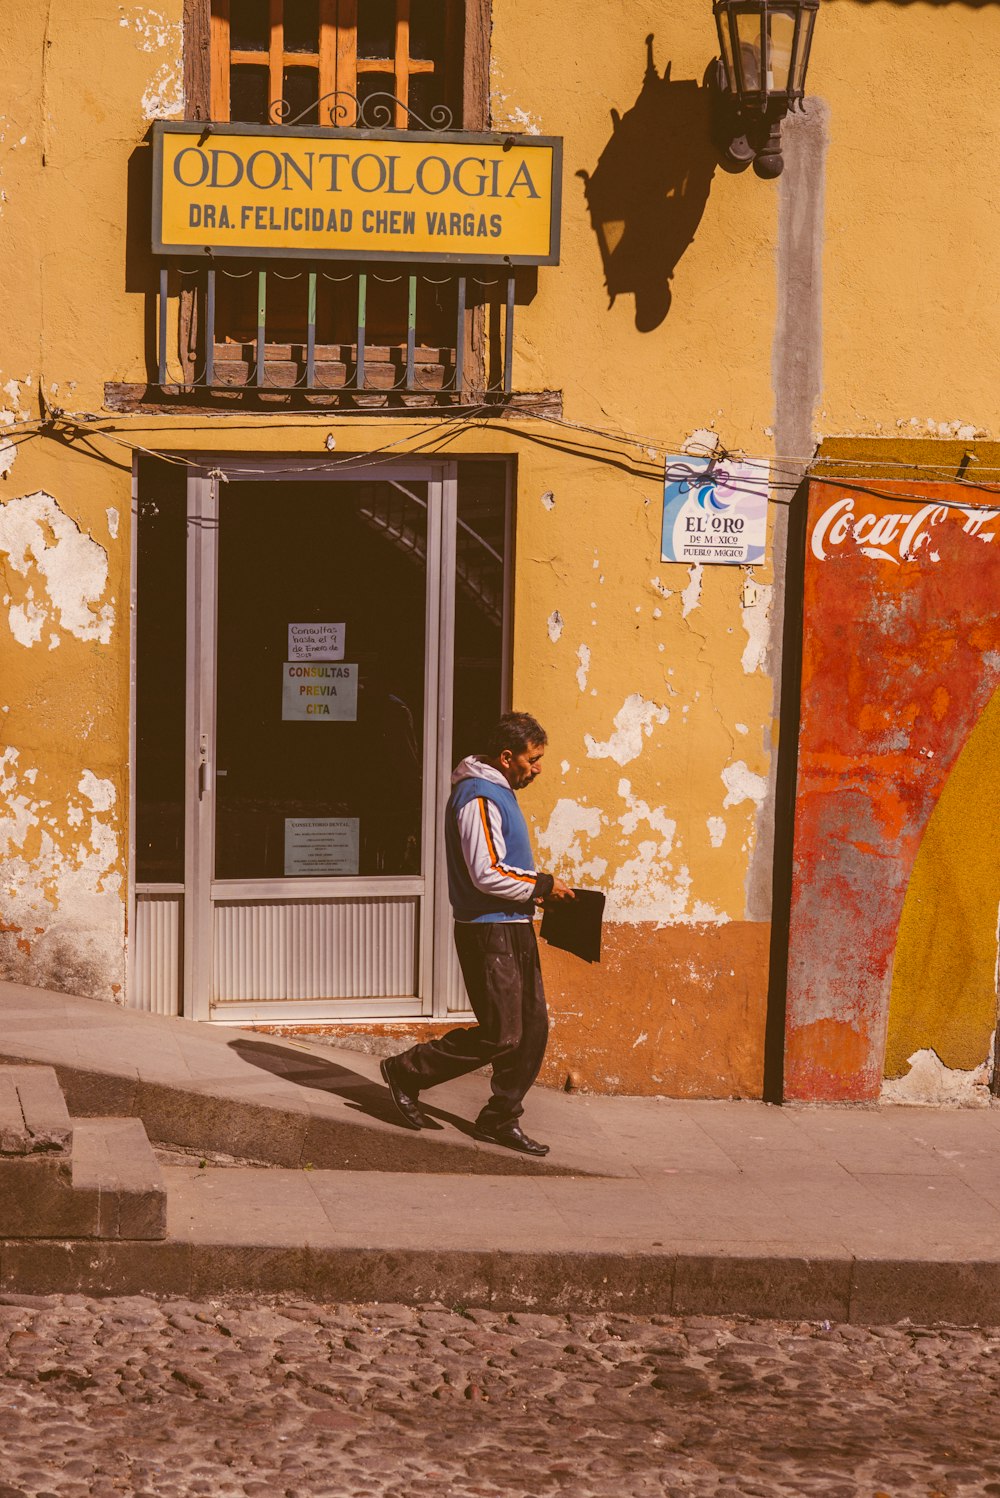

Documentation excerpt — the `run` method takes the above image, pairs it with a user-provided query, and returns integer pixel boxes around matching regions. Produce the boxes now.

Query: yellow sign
[153,123,562,265]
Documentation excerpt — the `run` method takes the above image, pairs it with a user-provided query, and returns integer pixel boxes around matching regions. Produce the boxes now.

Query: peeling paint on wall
[584,694,670,766]
[0,417,17,478]
[608,781,725,925]
[895,417,985,442]
[535,797,605,882]
[575,643,590,691]
[0,374,32,479]
[535,769,732,927]
[546,608,563,643]
[880,1047,992,1108]
[606,845,727,926]
[0,491,114,647]
[119,7,184,120]
[683,428,720,458]
[721,760,768,810]
[740,577,773,675]
[681,564,703,618]
[0,749,125,1000]
[617,777,675,841]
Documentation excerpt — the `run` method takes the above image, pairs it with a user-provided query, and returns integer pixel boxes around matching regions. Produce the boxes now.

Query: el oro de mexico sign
[152,122,562,265]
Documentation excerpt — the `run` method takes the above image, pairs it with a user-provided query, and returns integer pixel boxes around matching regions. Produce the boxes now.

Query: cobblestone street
[1,1294,998,1497]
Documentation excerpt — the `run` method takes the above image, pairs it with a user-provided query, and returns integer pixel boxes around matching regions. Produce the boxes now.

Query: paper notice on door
[284,817,360,876]
[282,662,358,720]
[288,622,345,661]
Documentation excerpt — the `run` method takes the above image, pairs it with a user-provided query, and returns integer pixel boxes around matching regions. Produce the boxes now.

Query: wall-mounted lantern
[712,0,819,179]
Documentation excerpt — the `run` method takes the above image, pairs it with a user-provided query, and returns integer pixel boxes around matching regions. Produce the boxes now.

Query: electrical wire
[8,399,1000,510]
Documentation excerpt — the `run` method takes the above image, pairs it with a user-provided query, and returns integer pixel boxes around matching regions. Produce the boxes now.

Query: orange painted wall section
[260,920,769,1097]
[785,479,1000,1101]
[540,921,768,1097]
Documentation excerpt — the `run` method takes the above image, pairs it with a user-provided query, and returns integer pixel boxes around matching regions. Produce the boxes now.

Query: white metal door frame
[429,459,515,1019]
[182,457,450,1023]
[184,469,218,1022]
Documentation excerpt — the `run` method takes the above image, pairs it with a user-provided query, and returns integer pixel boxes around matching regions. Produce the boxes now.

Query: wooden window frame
[184,0,489,129]
[180,0,492,396]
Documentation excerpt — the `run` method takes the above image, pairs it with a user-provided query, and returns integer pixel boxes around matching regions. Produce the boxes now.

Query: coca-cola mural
[785,480,1000,1102]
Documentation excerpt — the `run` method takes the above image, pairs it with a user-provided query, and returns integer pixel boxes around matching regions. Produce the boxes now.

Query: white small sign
[661,456,768,565]
[282,662,358,721]
[284,817,360,876]
[288,622,345,661]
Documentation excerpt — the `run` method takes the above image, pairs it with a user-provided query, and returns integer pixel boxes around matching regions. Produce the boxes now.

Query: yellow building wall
[885,685,1000,1082]
[1,0,997,1095]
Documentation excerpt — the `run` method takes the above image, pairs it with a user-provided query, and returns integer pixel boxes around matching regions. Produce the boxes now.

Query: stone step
[0,1065,166,1241]
[0,1065,72,1156]
[71,1118,167,1242]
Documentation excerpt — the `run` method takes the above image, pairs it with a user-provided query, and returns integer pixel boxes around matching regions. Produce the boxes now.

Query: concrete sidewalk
[3,981,1000,1324]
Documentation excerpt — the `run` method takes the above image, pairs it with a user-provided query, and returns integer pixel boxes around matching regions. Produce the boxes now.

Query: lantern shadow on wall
[577,36,717,332]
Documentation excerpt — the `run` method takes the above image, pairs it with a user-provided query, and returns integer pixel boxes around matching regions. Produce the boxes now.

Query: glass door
[185,464,445,1022]
[214,480,428,884]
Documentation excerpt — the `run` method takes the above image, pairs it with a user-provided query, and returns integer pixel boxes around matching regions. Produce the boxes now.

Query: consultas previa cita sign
[152,121,563,266]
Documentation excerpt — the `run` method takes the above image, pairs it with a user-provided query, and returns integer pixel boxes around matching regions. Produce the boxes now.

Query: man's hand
[545,878,575,901]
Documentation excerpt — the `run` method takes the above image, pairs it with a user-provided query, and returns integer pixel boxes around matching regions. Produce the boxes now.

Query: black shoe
[380,1057,433,1131]
[473,1121,550,1157]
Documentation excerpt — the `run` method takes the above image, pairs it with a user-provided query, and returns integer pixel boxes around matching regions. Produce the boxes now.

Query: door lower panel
[211,894,419,1005]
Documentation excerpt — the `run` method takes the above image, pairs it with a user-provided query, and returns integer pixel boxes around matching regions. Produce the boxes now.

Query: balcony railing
[152,259,520,408]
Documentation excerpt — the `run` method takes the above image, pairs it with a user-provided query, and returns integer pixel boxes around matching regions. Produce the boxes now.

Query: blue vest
[446,776,536,923]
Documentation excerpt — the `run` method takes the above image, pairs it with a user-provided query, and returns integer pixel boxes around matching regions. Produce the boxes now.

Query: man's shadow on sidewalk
[229,1037,475,1136]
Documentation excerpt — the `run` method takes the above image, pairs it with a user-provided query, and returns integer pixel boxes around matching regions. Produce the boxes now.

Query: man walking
[381,712,573,1156]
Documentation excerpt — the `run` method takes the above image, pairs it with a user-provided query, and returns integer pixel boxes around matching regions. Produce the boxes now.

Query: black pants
[393,921,548,1128]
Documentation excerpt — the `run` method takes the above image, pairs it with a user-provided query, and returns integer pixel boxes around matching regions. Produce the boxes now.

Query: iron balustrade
[155,260,518,403]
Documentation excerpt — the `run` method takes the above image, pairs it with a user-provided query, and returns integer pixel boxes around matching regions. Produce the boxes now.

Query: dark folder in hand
[540,888,606,963]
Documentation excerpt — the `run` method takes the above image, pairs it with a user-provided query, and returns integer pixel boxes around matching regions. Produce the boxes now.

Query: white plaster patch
[707,816,727,848]
[0,749,41,848]
[722,761,767,809]
[540,490,555,511]
[79,771,116,813]
[896,417,985,443]
[617,778,675,842]
[605,846,728,926]
[535,799,606,884]
[547,609,564,643]
[682,428,718,458]
[0,492,115,647]
[106,507,120,540]
[681,563,703,617]
[502,106,541,135]
[576,643,591,692]
[740,577,773,675]
[121,7,184,119]
[0,748,125,998]
[0,413,17,477]
[584,695,669,767]
[603,780,728,924]
[560,760,570,775]
[880,1047,992,1108]
[142,63,184,120]
[8,591,46,648]
[734,722,749,735]
[2,379,29,420]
